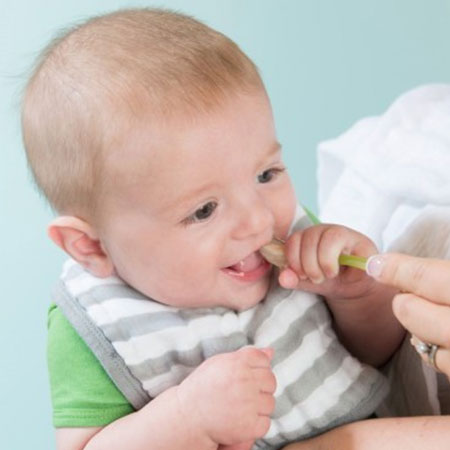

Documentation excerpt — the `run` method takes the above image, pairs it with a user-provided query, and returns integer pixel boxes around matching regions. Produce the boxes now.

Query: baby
[21,8,403,450]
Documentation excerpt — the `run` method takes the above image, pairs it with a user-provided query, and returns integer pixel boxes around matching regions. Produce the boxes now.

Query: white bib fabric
[55,270,387,449]
[54,208,387,449]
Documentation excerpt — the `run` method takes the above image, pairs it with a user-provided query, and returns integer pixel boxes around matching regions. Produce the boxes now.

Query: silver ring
[428,344,439,371]
[414,339,440,371]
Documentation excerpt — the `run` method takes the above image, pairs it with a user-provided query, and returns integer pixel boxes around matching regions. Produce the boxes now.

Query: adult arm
[282,416,450,450]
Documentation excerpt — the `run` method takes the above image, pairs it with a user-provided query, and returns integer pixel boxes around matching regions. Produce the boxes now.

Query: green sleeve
[47,304,134,428]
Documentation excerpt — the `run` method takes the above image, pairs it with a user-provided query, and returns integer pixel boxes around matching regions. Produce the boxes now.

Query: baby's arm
[55,385,216,450]
[279,224,404,366]
[56,347,275,450]
[282,416,450,450]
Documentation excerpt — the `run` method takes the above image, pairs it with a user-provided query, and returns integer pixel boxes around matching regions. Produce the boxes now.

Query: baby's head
[22,8,297,310]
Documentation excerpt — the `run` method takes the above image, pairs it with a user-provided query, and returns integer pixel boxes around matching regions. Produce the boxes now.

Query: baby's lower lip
[222,258,272,282]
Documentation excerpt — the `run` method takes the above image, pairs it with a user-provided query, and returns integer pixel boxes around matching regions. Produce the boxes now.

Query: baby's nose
[231,194,274,241]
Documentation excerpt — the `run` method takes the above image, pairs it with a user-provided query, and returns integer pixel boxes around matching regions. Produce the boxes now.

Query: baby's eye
[257,167,285,184]
[183,201,218,225]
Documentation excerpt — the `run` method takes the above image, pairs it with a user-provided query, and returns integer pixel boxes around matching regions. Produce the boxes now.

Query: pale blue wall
[1,1,450,448]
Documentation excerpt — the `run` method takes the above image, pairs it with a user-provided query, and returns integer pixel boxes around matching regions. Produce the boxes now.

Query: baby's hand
[279,224,378,300]
[176,347,276,447]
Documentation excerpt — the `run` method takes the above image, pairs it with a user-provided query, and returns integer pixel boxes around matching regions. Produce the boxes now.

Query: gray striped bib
[54,266,387,449]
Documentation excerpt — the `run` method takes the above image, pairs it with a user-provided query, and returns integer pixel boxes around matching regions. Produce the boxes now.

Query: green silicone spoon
[260,206,368,272]
[260,238,368,271]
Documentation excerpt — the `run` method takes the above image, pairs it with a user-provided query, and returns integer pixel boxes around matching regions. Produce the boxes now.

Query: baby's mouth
[222,251,271,281]
[228,252,265,273]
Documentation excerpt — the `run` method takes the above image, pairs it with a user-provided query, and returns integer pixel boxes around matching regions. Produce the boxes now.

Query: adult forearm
[283,417,450,450]
[85,386,217,450]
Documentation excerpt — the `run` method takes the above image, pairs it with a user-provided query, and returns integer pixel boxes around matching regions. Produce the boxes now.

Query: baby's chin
[225,282,271,312]
[138,273,272,311]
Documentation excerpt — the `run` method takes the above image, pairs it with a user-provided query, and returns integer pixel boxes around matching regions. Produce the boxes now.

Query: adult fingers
[366,253,450,306]
[410,335,450,376]
[393,293,450,349]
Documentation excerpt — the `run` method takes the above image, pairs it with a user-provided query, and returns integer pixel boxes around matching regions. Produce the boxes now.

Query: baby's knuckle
[232,351,251,369]
[287,231,303,244]
[229,364,252,386]
[322,226,346,243]
[253,417,271,438]
[306,267,323,280]
[211,355,241,380]
[301,229,317,248]
[238,346,257,359]
[269,373,277,392]
[321,261,336,276]
[267,395,276,412]
[286,234,302,270]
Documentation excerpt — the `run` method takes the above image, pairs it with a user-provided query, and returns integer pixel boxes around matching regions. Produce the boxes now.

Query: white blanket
[318,84,450,251]
[317,84,450,416]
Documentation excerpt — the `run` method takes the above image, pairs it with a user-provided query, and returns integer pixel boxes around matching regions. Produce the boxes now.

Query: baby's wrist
[174,384,217,446]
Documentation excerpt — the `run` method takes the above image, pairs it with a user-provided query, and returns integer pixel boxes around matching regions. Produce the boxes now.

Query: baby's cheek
[278,194,297,238]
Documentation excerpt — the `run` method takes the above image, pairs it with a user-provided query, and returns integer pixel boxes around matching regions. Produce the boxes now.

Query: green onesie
[47,304,133,427]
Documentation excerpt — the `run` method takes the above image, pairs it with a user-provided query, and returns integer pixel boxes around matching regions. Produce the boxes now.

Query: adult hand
[366,253,450,377]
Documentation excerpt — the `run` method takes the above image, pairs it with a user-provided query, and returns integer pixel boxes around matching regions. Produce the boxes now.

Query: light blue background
[1,1,450,448]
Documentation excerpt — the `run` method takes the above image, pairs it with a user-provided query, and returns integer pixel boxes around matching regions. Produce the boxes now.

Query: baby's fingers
[316,226,353,279]
[298,227,326,284]
[237,347,273,368]
[284,232,306,279]
[278,267,300,289]
[219,442,255,450]
[252,416,271,439]
[317,226,376,279]
[253,367,277,394]
[257,392,276,416]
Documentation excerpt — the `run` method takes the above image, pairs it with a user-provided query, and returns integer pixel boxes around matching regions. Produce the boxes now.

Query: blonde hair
[22,8,264,221]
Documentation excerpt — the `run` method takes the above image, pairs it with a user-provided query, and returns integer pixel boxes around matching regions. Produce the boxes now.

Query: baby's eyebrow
[265,141,282,159]
[166,142,282,213]
[167,181,217,211]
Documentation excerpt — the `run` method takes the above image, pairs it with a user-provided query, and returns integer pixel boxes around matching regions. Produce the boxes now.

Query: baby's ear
[47,216,114,278]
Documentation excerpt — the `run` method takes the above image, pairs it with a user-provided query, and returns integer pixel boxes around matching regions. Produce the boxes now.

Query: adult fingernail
[366,254,385,278]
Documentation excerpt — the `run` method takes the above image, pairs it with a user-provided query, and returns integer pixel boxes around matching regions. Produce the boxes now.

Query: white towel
[318,84,450,250]
[317,84,450,417]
